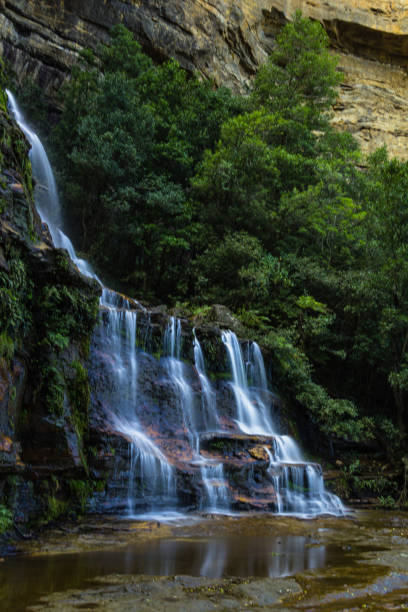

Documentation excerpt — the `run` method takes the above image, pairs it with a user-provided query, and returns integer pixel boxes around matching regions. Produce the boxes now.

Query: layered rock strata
[1,0,408,157]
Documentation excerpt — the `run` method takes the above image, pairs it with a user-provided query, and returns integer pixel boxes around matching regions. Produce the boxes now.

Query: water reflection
[138,535,326,578]
[0,534,327,609]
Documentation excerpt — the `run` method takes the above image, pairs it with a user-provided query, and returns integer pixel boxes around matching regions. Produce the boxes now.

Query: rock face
[1,0,408,157]
[0,88,101,525]
[87,311,284,514]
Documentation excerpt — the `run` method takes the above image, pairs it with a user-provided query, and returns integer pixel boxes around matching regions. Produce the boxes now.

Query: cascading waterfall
[223,330,344,516]
[5,90,99,281]
[6,91,176,515]
[199,462,230,514]
[164,320,230,512]
[6,91,345,518]
[193,332,230,513]
[193,330,219,433]
[265,447,343,516]
[163,318,199,452]
[99,290,176,512]
[222,331,274,434]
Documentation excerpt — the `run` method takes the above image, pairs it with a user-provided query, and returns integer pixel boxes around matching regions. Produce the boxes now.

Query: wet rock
[0,99,100,525]
[234,577,301,605]
[27,573,301,611]
[207,305,245,335]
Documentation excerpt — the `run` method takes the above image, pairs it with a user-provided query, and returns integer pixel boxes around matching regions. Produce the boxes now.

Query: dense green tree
[251,10,343,129]
[55,25,242,298]
[344,150,408,437]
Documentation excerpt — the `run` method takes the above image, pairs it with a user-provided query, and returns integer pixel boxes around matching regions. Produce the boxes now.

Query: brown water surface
[1,510,407,611]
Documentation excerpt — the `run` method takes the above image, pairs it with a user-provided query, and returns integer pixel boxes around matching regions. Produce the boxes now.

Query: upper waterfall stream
[6,91,344,518]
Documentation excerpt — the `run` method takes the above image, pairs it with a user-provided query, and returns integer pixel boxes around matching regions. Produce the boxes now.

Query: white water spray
[223,331,344,516]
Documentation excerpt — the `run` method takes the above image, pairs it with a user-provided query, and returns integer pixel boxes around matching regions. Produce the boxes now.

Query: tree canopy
[50,15,408,458]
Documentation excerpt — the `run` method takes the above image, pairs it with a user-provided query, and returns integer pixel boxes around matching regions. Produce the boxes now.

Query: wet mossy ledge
[0,69,101,535]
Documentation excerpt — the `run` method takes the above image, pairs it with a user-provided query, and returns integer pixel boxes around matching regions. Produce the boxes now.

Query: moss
[41,363,65,416]
[0,332,15,365]
[94,479,106,493]
[69,362,90,424]
[0,251,33,346]
[0,58,9,114]
[80,337,91,359]
[38,281,99,354]
[209,371,231,382]
[0,504,13,534]
[46,495,69,521]
[67,360,91,471]
[68,479,91,513]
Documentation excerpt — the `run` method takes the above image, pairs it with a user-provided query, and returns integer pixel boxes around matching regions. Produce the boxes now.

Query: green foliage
[15,79,48,135]
[263,329,373,441]
[42,363,65,416]
[54,24,243,299]
[0,504,13,534]
[251,11,343,129]
[46,15,408,453]
[69,479,91,513]
[0,332,14,364]
[378,495,397,509]
[68,360,90,440]
[0,58,8,113]
[0,253,32,343]
[46,495,68,521]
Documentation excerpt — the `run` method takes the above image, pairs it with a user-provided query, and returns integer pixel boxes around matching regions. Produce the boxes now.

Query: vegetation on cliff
[48,14,408,469]
[0,56,101,528]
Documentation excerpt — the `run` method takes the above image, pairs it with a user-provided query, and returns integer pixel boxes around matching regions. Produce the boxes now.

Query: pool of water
[1,511,407,611]
[0,533,338,609]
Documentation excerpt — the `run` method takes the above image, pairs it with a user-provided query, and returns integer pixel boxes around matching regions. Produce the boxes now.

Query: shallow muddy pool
[1,510,408,611]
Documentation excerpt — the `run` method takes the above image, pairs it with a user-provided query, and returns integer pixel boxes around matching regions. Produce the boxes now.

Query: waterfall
[265,447,344,516]
[199,463,230,514]
[193,332,230,513]
[163,317,199,452]
[99,290,176,512]
[193,330,219,433]
[5,90,100,282]
[224,331,344,516]
[6,91,176,514]
[6,91,344,518]
[222,331,274,434]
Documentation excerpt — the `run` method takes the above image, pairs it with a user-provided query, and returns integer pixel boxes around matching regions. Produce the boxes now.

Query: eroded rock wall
[1,0,408,157]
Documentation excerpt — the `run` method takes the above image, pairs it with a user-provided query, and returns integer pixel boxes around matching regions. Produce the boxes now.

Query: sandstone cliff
[1,0,408,158]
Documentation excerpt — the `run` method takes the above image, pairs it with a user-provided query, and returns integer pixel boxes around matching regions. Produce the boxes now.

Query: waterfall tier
[91,309,345,517]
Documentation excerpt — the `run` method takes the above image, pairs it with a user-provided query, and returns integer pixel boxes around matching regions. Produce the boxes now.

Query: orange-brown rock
[248,445,271,461]
[1,1,408,157]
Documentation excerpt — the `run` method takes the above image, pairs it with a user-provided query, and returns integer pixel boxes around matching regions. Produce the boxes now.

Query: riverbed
[1,510,408,610]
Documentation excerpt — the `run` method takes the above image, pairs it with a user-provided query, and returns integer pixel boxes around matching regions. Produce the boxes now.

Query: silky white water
[223,331,345,516]
[6,90,100,281]
[164,319,230,512]
[222,331,274,434]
